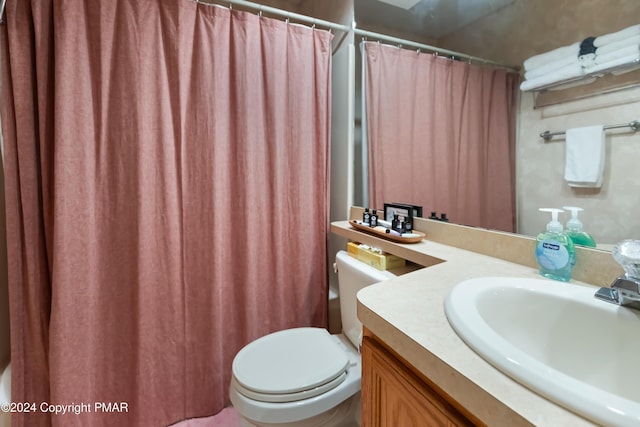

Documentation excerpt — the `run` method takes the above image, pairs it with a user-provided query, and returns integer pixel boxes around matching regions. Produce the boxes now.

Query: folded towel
[595,45,640,65]
[594,24,640,47]
[596,34,640,56]
[524,56,579,80]
[523,42,580,71]
[520,62,584,91]
[579,37,596,55]
[564,125,605,188]
[587,53,640,74]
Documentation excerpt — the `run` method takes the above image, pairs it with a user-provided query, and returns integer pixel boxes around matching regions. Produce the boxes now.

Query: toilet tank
[335,250,397,348]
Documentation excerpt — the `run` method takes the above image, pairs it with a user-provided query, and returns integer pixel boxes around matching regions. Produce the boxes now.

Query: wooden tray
[349,220,425,244]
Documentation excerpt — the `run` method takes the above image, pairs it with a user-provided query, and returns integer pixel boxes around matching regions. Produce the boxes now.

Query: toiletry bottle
[370,209,378,227]
[535,208,576,282]
[391,214,399,231]
[363,208,370,225]
[404,216,412,232]
[562,206,597,248]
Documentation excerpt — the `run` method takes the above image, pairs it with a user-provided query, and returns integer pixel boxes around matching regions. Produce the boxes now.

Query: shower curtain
[1,1,332,426]
[363,42,519,232]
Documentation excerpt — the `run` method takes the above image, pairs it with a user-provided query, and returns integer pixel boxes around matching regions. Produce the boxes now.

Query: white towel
[523,43,580,71]
[587,53,640,73]
[596,34,640,56]
[595,45,640,65]
[524,56,578,80]
[594,24,640,47]
[564,125,605,188]
[519,62,584,92]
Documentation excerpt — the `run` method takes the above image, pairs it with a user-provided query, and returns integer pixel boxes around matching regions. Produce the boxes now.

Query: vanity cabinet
[361,330,477,427]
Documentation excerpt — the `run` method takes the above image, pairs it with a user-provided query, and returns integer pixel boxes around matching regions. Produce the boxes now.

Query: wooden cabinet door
[361,336,475,427]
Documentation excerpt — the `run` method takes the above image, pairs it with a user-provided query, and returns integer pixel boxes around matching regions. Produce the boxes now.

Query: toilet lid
[232,328,350,399]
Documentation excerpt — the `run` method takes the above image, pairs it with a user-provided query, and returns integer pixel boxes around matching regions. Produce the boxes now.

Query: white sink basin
[444,276,640,427]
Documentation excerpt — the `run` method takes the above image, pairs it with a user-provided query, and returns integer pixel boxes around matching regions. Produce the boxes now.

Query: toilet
[229,250,397,427]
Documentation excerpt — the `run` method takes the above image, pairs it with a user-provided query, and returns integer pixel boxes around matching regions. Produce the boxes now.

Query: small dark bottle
[404,218,413,232]
[391,214,399,231]
[429,211,439,220]
[440,213,449,222]
[370,209,378,227]
[363,208,370,225]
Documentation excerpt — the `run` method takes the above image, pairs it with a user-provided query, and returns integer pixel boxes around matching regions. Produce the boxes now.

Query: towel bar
[540,120,640,141]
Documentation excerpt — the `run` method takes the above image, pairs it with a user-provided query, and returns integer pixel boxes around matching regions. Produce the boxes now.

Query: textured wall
[438,0,640,245]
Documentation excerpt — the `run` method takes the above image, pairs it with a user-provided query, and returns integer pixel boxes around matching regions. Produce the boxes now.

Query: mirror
[353,0,640,250]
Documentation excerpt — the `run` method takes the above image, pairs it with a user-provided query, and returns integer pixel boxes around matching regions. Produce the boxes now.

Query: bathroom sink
[444,276,640,427]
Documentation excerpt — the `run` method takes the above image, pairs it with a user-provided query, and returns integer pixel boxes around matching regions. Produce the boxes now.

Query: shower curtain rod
[198,0,352,33]
[201,0,518,72]
[354,28,519,72]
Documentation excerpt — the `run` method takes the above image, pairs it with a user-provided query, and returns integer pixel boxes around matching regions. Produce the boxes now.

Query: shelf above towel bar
[540,120,640,141]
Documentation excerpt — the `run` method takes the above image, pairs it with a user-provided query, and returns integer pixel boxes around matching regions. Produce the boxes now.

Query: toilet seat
[232,328,350,403]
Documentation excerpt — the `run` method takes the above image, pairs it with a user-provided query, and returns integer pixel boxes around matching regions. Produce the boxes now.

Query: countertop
[331,219,597,426]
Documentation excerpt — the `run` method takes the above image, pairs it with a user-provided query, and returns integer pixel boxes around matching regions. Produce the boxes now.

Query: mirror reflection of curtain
[1,1,332,425]
[363,42,520,232]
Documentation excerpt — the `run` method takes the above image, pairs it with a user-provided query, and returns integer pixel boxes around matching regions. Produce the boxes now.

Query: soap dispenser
[535,208,576,282]
[562,206,597,248]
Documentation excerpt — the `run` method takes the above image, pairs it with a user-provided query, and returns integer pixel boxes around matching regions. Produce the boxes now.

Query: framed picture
[383,203,423,222]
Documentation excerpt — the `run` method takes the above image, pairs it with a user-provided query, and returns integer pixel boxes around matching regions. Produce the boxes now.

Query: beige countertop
[331,219,599,426]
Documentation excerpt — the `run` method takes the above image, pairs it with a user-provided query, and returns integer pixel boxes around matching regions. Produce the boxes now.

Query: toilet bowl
[229,250,397,427]
[0,363,10,427]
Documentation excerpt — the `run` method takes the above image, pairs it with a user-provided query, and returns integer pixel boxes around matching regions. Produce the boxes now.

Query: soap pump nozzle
[539,208,564,233]
[563,206,584,231]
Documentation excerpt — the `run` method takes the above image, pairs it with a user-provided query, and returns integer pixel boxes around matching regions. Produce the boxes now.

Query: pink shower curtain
[1,1,332,426]
[364,42,519,232]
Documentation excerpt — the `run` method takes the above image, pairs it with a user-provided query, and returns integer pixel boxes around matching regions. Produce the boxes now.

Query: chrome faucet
[595,240,640,310]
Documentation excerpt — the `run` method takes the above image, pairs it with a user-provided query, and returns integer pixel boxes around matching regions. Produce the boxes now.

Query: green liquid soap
[563,206,597,248]
[535,209,576,282]
[566,230,597,248]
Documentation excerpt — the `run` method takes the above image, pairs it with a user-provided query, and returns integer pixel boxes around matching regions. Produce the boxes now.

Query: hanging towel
[564,125,605,188]
[594,24,640,47]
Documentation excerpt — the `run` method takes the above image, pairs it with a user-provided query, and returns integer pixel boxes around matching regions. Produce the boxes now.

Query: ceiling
[355,0,515,39]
